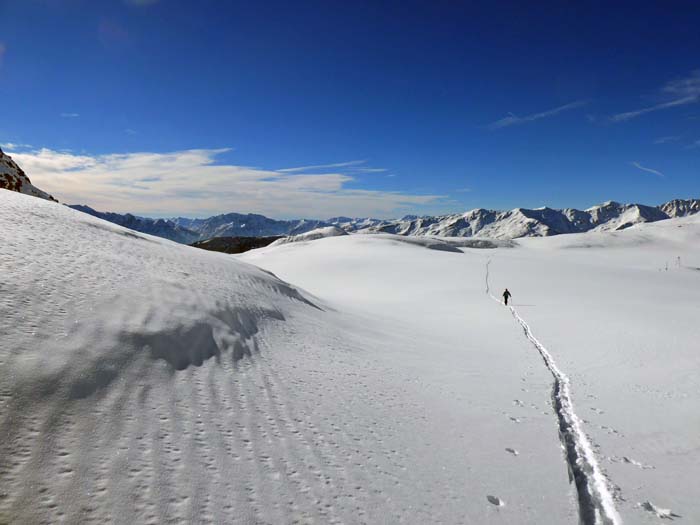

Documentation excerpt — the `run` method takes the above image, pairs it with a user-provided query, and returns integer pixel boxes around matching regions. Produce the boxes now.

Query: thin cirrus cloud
[5,147,444,218]
[60,113,80,118]
[488,100,587,130]
[610,70,700,122]
[279,159,388,175]
[631,161,664,178]
[278,160,367,173]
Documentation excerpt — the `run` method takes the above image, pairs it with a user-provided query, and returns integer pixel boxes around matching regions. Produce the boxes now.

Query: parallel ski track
[485,260,622,525]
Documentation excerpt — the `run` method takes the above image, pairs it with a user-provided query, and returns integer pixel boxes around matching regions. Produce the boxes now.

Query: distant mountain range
[2,146,698,243]
[365,199,700,239]
[68,199,700,243]
[68,206,384,243]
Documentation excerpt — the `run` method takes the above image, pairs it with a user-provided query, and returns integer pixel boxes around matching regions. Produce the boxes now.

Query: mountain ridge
[4,145,697,243]
[69,198,700,244]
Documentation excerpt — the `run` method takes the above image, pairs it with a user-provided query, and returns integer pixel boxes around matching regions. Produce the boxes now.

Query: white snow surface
[269,225,348,246]
[3,188,699,524]
[243,215,700,524]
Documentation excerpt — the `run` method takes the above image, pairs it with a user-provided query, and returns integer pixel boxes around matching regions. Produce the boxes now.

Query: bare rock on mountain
[190,236,282,254]
[659,198,700,218]
[0,147,57,202]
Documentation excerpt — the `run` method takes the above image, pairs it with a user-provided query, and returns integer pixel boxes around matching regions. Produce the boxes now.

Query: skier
[502,288,512,306]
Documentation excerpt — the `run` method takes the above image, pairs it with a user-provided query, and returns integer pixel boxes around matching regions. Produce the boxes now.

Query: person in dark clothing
[502,288,512,305]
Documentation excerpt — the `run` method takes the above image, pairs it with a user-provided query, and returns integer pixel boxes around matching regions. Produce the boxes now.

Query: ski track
[485,260,622,525]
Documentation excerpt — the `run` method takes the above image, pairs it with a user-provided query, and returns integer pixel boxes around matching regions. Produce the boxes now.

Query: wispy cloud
[125,128,138,135]
[454,187,471,193]
[278,160,367,173]
[60,112,80,118]
[354,167,388,173]
[488,100,587,130]
[611,70,700,122]
[611,97,696,122]
[631,161,664,178]
[1,142,33,150]
[278,159,388,177]
[685,139,700,149]
[653,135,680,144]
[10,148,444,218]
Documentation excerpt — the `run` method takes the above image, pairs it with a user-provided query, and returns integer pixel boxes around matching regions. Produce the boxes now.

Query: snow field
[3,188,699,523]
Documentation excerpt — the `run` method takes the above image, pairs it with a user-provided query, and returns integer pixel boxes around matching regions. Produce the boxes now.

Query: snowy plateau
[1,188,699,525]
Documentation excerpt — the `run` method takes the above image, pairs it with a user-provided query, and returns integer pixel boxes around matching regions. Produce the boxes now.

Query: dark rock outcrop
[0,147,57,202]
[190,236,283,254]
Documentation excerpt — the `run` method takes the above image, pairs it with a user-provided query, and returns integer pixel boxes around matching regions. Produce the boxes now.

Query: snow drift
[0,190,336,523]
[270,225,348,245]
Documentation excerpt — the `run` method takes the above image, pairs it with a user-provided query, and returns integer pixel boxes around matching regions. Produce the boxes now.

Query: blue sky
[1,0,699,218]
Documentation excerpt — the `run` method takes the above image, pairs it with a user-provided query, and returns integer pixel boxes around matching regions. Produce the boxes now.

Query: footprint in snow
[505,448,518,456]
[508,416,521,423]
[513,399,525,407]
[609,456,655,469]
[639,500,681,519]
[623,457,654,469]
[487,495,505,507]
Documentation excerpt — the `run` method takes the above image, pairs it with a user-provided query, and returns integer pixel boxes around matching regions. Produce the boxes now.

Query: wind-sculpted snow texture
[4,188,700,523]
[2,190,577,524]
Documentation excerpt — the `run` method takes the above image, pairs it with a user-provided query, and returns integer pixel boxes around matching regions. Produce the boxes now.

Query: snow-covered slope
[2,189,575,524]
[0,147,57,202]
[269,225,348,246]
[243,215,700,524]
[70,204,200,244]
[4,187,699,523]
